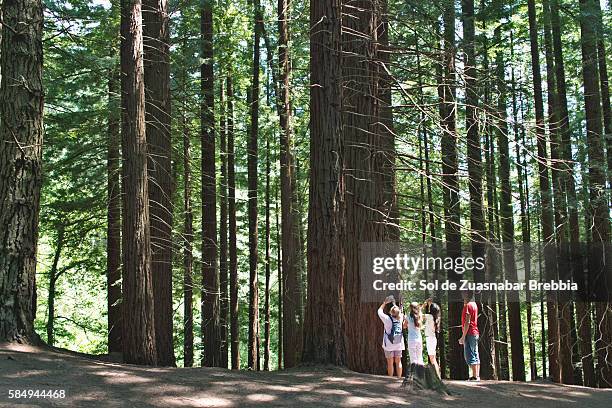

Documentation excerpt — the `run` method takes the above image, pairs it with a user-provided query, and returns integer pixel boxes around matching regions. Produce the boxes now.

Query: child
[406,302,424,365]
[423,298,441,377]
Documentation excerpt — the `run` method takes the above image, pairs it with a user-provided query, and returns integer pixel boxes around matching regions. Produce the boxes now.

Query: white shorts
[426,336,437,356]
[407,340,424,365]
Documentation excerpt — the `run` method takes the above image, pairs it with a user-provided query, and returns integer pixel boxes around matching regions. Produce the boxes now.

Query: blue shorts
[464,334,480,365]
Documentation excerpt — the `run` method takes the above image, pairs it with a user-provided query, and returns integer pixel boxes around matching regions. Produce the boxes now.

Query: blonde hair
[390,306,401,318]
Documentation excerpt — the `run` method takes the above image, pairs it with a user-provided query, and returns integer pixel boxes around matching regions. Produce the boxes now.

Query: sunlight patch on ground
[156,396,235,407]
[342,396,393,406]
[316,388,351,396]
[92,370,156,384]
[246,393,277,402]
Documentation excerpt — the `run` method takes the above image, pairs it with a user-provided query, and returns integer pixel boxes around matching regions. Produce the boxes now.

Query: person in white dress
[422,298,441,377]
[406,302,424,365]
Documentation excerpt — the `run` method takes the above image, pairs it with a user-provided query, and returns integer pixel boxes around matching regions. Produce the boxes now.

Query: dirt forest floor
[1,344,611,408]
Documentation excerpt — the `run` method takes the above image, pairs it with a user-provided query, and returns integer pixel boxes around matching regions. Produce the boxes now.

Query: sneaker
[468,377,476,381]
[475,377,481,382]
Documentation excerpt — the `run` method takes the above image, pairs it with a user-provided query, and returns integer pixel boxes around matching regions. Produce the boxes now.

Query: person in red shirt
[459,290,480,381]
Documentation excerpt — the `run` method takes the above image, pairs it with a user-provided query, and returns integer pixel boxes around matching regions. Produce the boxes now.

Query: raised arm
[377,299,392,323]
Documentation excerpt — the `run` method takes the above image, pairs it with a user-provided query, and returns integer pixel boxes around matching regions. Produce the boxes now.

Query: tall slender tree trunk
[182,81,194,368]
[579,0,612,388]
[219,82,229,369]
[143,0,174,367]
[439,0,466,380]
[227,76,240,369]
[277,0,303,369]
[527,0,561,383]
[478,8,501,379]
[593,0,612,210]
[494,29,526,380]
[462,0,494,380]
[515,87,537,380]
[264,132,271,371]
[0,0,43,345]
[120,0,157,365]
[548,0,594,385]
[201,0,219,368]
[276,189,283,370]
[247,0,262,371]
[46,228,64,347]
[107,67,122,353]
[302,0,347,366]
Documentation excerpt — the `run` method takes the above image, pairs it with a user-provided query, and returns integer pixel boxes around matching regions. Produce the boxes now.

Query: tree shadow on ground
[1,344,611,407]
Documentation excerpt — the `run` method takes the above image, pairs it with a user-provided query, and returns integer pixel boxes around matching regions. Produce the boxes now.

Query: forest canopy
[0,0,611,392]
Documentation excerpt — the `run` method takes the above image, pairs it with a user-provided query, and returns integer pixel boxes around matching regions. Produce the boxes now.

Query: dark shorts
[464,334,480,365]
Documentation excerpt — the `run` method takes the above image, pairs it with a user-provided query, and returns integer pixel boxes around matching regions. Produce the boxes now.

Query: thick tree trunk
[227,76,240,369]
[219,82,229,369]
[120,0,157,365]
[342,0,397,375]
[107,67,122,354]
[0,0,44,345]
[527,0,560,383]
[143,0,174,367]
[302,0,347,366]
[247,0,262,371]
[579,0,612,388]
[201,0,219,368]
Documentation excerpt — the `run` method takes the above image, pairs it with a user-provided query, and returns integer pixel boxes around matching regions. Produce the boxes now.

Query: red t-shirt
[462,301,479,336]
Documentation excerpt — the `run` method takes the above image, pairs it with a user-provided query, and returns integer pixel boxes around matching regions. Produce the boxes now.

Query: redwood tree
[462,0,494,380]
[278,0,303,370]
[527,0,561,383]
[143,0,174,367]
[247,0,262,370]
[0,0,44,344]
[440,0,466,380]
[579,0,612,388]
[227,76,240,369]
[119,0,157,365]
[494,29,525,380]
[181,37,194,367]
[201,0,219,368]
[302,0,347,366]
[343,0,397,375]
[219,82,229,368]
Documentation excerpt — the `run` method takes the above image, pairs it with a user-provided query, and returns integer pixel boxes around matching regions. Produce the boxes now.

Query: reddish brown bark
[302,0,346,366]
[227,76,240,369]
[143,0,175,367]
[120,0,157,365]
[201,0,219,368]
